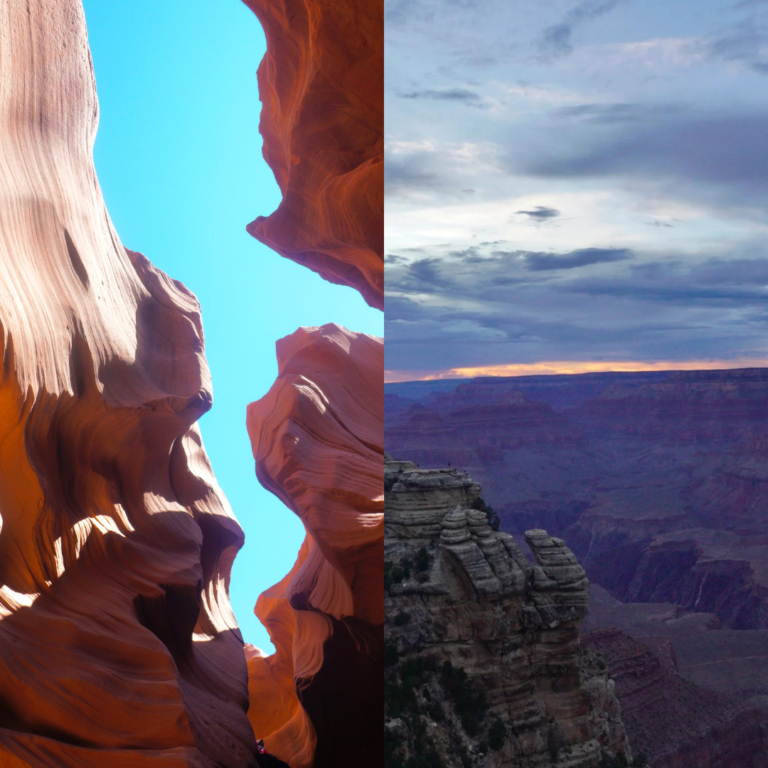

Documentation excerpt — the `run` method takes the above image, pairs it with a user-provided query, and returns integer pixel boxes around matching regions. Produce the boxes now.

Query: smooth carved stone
[246,324,383,768]
[242,0,383,309]
[0,2,256,766]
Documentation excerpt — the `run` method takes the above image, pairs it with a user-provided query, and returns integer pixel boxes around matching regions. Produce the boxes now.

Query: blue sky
[385,0,768,380]
[83,0,383,650]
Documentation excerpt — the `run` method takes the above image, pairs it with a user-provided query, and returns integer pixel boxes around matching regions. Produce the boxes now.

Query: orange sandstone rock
[0,1,256,766]
[242,0,384,310]
[246,325,384,768]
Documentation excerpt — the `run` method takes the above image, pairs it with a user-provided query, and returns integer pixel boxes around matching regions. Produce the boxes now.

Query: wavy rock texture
[241,0,384,310]
[0,2,256,766]
[245,325,384,768]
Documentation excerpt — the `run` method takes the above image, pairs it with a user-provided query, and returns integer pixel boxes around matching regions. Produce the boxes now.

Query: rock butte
[0,1,254,765]
[245,325,384,768]
[384,457,631,767]
[242,0,384,311]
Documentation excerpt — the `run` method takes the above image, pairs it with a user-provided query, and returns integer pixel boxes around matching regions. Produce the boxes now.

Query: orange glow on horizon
[384,358,768,384]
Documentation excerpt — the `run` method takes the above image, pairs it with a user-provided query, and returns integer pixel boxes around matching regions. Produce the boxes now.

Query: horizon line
[384,357,768,384]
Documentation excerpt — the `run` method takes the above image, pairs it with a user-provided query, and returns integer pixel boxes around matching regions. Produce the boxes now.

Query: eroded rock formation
[242,0,384,310]
[384,457,630,767]
[386,371,768,631]
[0,1,256,765]
[585,629,768,767]
[245,325,384,768]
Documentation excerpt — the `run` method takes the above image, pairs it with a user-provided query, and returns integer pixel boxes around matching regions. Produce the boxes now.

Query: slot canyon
[0,1,382,767]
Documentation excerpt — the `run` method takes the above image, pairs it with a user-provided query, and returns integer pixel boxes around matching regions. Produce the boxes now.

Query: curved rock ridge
[246,324,384,768]
[0,2,256,766]
[241,0,384,310]
[384,457,631,768]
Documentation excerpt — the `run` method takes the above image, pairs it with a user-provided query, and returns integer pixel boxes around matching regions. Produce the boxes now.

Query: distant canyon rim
[386,367,768,764]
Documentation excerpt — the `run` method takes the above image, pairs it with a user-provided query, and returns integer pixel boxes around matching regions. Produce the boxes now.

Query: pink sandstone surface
[242,0,384,310]
[245,325,384,768]
[0,1,257,765]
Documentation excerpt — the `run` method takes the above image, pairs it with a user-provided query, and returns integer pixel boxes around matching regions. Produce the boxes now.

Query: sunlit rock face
[245,324,384,768]
[242,0,384,311]
[0,1,256,766]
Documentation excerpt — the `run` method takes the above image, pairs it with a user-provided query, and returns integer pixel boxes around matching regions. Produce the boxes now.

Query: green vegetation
[471,496,501,532]
[440,661,489,736]
[488,718,506,751]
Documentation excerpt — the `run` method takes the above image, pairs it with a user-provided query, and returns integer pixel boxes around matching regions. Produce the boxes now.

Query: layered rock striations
[386,371,768,632]
[387,370,768,766]
[0,1,256,765]
[384,458,630,768]
[245,325,384,768]
[585,629,768,767]
[242,0,384,310]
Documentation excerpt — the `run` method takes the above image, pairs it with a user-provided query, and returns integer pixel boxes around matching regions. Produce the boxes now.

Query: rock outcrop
[585,629,768,767]
[0,1,256,765]
[384,457,630,767]
[386,370,768,632]
[242,0,384,310]
[246,325,384,768]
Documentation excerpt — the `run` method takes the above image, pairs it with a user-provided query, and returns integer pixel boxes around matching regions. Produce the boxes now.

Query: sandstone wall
[242,0,384,310]
[0,2,256,765]
[245,326,384,768]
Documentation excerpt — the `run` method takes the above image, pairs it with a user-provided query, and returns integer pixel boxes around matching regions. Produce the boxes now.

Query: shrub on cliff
[440,661,489,736]
[471,496,501,532]
[488,718,507,751]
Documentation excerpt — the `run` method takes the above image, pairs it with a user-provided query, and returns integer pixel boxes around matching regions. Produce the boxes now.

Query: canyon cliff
[245,325,384,768]
[242,0,384,310]
[0,0,383,765]
[386,370,768,765]
[0,1,256,765]
[384,457,631,768]
[240,1,384,766]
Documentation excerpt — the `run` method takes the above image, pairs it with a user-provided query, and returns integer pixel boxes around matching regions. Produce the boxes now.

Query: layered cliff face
[384,458,631,768]
[0,1,256,766]
[387,370,768,766]
[585,629,768,768]
[242,0,384,310]
[245,325,384,768]
[386,370,768,632]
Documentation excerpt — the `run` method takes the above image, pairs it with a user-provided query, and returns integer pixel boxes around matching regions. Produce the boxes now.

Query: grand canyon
[387,369,768,765]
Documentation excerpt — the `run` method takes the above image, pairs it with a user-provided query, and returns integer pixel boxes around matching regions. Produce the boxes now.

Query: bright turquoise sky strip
[82,0,383,651]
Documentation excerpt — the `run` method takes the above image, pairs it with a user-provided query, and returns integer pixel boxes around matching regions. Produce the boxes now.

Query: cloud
[704,17,768,74]
[552,102,685,124]
[539,0,624,59]
[516,205,561,221]
[518,111,768,209]
[517,247,633,271]
[384,153,444,196]
[385,241,768,373]
[399,88,485,106]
